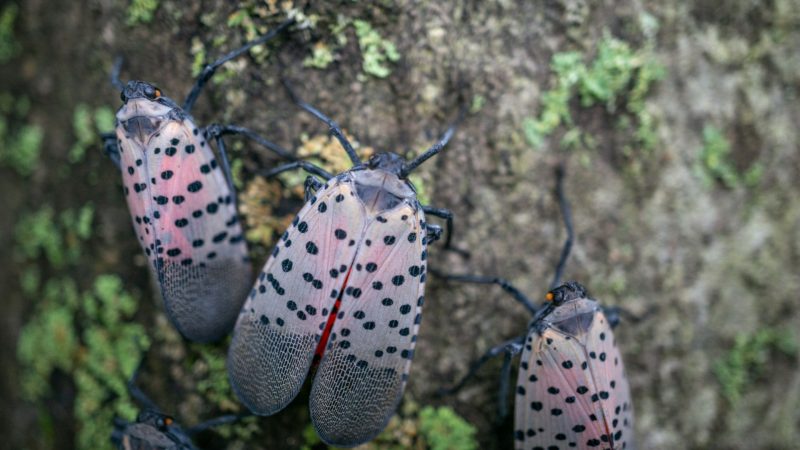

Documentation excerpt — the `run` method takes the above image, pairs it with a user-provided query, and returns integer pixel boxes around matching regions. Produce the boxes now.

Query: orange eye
[164,417,173,426]
[154,89,161,98]
[545,292,554,302]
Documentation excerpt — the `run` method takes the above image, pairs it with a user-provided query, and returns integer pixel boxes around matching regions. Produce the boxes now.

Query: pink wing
[116,128,155,258]
[228,177,366,415]
[515,306,633,449]
[117,118,251,342]
[583,310,635,449]
[310,203,427,446]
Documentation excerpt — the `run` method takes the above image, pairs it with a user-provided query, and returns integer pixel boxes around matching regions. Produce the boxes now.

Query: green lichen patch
[713,328,797,405]
[299,400,477,449]
[0,3,20,63]
[18,275,150,449]
[126,0,159,26]
[15,204,94,269]
[304,41,336,69]
[695,125,763,189]
[69,105,115,164]
[522,34,664,154]
[353,19,400,78]
[301,15,401,78]
[0,93,43,177]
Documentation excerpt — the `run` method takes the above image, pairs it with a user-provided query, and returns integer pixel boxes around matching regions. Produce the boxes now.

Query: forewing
[141,119,251,342]
[228,177,366,415]
[310,204,426,446]
[116,129,156,264]
[514,326,611,449]
[584,310,635,449]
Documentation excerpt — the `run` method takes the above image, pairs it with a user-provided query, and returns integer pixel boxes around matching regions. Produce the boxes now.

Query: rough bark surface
[2,1,799,449]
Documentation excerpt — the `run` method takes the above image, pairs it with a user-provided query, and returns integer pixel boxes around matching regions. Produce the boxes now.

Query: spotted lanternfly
[104,20,293,342]
[435,167,635,450]
[227,88,460,446]
[112,362,244,450]
[513,282,634,450]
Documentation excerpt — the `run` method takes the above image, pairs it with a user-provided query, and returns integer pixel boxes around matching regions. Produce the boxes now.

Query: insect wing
[583,309,634,449]
[310,204,427,446]
[117,129,156,263]
[120,118,251,342]
[515,301,633,449]
[228,177,365,415]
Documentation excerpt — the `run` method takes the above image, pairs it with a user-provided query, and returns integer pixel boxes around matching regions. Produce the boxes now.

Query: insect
[227,85,461,446]
[112,360,245,450]
[103,20,295,342]
[435,167,635,450]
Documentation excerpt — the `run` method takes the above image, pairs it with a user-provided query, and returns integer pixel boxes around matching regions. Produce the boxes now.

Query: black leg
[207,131,237,195]
[102,132,121,169]
[496,348,516,421]
[186,413,249,435]
[400,108,464,178]
[425,223,443,243]
[204,124,295,161]
[110,56,125,92]
[549,164,574,290]
[259,160,334,181]
[428,268,538,315]
[304,176,324,202]
[422,206,455,249]
[281,78,361,166]
[437,336,524,397]
[182,18,294,113]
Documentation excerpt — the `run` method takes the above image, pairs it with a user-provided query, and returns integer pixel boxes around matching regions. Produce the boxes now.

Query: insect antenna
[399,107,465,179]
[549,163,574,290]
[281,77,362,166]
[126,354,161,412]
[110,56,125,92]
[183,17,295,113]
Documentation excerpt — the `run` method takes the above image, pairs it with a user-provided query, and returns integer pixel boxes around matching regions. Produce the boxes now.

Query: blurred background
[1,1,798,449]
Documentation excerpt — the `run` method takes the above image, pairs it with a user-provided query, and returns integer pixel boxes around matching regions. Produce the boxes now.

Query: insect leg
[429,268,538,315]
[424,223,443,243]
[281,78,361,165]
[185,413,250,435]
[437,336,524,397]
[206,129,237,194]
[549,164,574,290]
[101,132,121,169]
[204,124,295,160]
[304,175,324,202]
[182,18,295,113]
[258,160,334,180]
[422,206,457,250]
[496,343,522,420]
[400,107,465,178]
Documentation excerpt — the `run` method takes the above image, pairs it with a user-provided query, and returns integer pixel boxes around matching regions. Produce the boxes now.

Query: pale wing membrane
[515,326,609,449]
[145,120,251,342]
[311,204,426,446]
[583,311,635,449]
[116,129,156,262]
[228,178,365,415]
